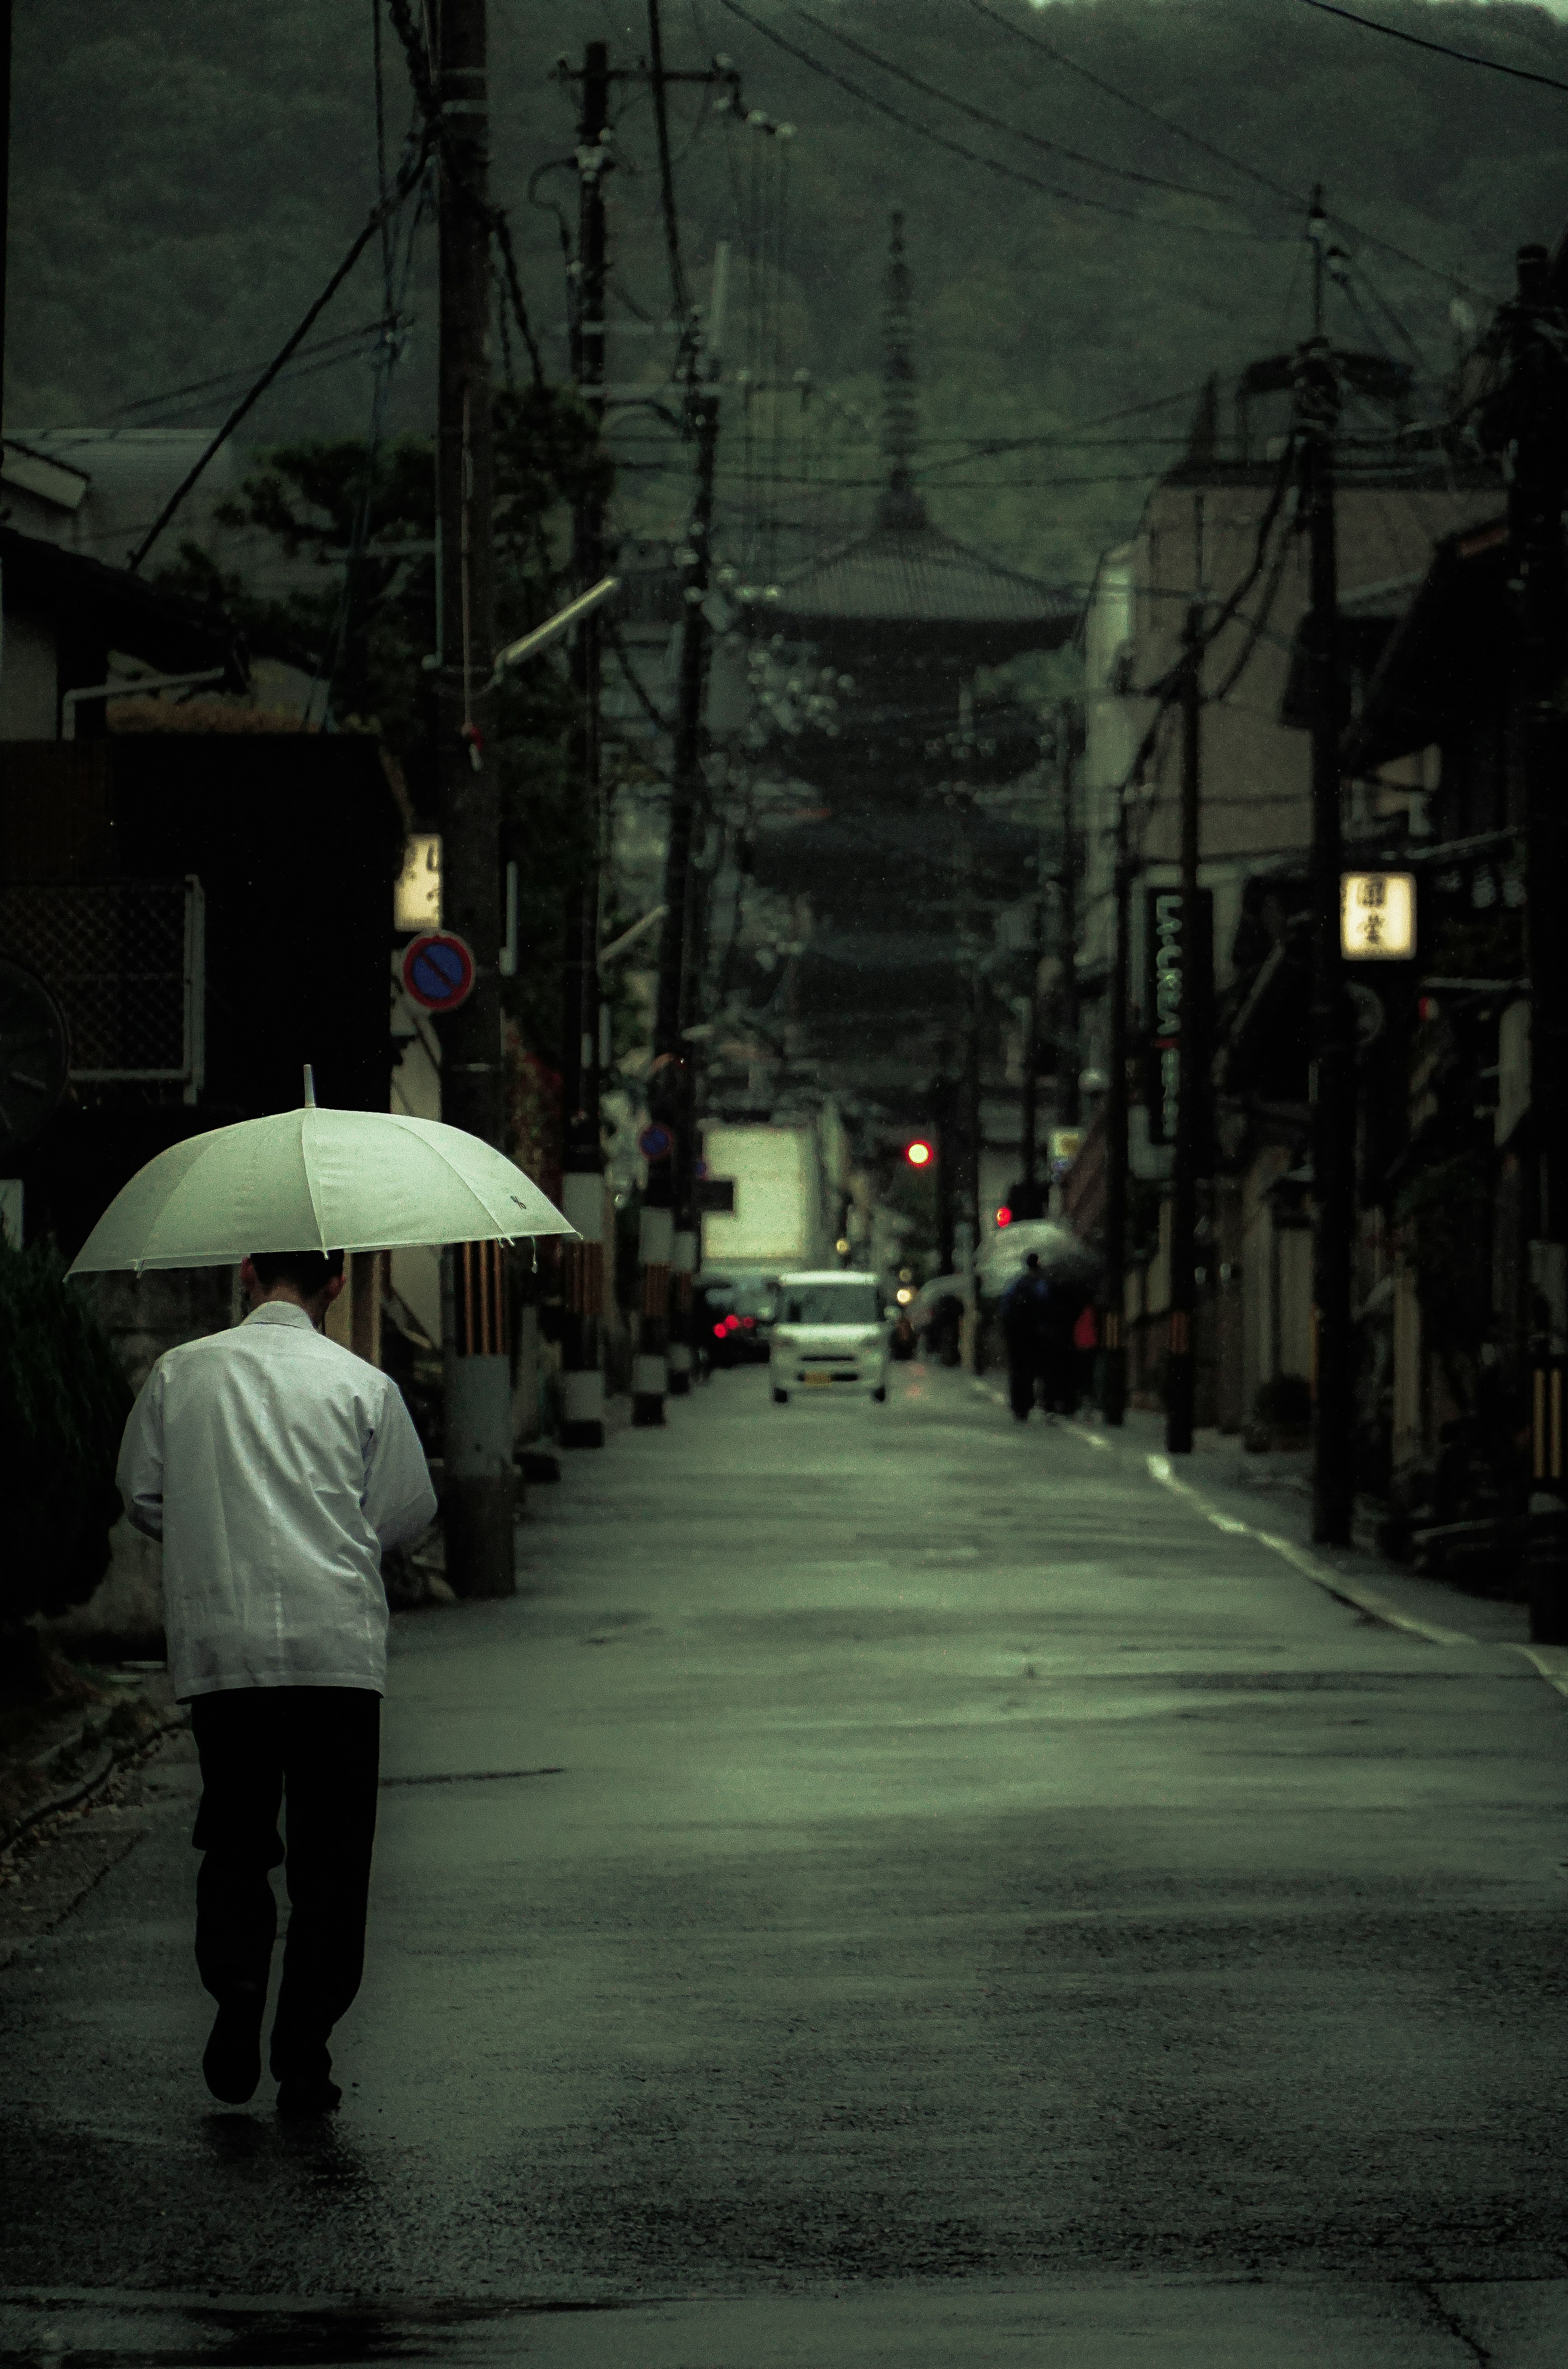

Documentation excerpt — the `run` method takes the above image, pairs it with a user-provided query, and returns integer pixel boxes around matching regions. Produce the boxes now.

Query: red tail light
[739,1316,755,1328]
[713,1323,726,1338]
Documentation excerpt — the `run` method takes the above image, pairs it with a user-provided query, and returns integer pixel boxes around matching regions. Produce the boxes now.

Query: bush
[0,1236,133,1627]
[1254,1373,1313,1432]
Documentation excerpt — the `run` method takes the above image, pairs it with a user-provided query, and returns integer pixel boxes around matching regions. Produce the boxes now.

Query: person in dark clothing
[1000,1253,1050,1420]
[1039,1273,1090,1415]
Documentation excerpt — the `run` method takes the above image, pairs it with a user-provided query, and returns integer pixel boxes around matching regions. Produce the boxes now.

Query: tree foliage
[13,0,1568,597]
[0,1240,133,1628]
[159,384,620,1066]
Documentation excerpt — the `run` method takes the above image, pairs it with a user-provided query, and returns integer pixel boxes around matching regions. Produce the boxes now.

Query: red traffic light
[996,1206,1013,1227]
[905,1139,933,1168]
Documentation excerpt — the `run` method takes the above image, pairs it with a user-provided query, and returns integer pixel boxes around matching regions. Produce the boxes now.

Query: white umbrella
[68,1073,574,1275]
[976,1220,1098,1298]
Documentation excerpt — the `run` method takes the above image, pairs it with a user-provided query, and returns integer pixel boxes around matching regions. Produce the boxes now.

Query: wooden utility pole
[1057,700,1082,1133]
[1503,243,1568,1639]
[1099,786,1132,1425]
[1164,604,1203,1455]
[558,41,611,1449]
[434,0,512,1596]
[638,253,725,1424]
[0,0,11,439]
[1300,189,1354,1547]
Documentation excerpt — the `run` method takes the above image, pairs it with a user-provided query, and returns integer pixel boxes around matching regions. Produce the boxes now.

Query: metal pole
[1165,605,1203,1455]
[1300,192,1354,1546]
[435,0,513,1596]
[559,41,610,1449]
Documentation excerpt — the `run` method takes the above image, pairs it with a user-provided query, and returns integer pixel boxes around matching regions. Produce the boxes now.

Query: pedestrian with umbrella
[1000,1251,1050,1421]
[76,1071,573,2118]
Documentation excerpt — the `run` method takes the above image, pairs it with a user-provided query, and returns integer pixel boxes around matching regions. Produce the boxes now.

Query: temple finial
[877,210,927,531]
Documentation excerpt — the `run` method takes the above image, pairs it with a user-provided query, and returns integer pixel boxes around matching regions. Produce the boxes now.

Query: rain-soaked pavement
[3,1362,1568,2366]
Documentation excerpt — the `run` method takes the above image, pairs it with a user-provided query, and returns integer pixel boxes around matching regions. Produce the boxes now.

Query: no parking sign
[401,931,476,1013]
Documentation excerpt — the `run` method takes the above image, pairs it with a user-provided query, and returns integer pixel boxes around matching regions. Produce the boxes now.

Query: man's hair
[248,1247,345,1298]
[1024,1252,1041,1269]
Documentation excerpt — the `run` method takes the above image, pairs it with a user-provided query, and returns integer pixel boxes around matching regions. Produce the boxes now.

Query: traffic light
[904,1138,934,1168]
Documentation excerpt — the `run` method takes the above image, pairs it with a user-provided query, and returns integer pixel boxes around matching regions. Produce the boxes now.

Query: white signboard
[394,834,443,931]
[1341,872,1414,961]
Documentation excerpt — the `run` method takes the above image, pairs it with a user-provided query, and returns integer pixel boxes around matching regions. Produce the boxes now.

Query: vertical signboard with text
[1143,886,1214,1161]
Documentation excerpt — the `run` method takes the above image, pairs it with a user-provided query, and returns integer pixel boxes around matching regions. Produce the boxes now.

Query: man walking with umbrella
[1000,1251,1051,1421]
[117,1245,437,2118]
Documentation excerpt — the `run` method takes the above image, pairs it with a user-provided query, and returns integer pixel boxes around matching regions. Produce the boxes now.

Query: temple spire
[877,210,928,531]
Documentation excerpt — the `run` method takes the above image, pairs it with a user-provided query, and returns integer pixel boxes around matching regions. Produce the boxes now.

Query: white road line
[971,1382,1567,1696]
[971,1379,1111,1443]
[1145,1453,1478,1648]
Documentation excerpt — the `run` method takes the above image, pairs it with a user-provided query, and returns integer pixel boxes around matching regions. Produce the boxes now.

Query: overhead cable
[127,129,434,573]
[790,1,1237,207]
[713,0,1279,240]
[963,0,1493,296]
[1294,0,1568,94]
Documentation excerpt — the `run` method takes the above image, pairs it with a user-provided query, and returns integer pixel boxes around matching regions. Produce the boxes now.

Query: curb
[969,1375,1568,1704]
[0,1700,189,1860]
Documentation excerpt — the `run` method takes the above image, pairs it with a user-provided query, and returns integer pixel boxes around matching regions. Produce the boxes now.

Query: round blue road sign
[638,1122,674,1161]
[402,931,476,1013]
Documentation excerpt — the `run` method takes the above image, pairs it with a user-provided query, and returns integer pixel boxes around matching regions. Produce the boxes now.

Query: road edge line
[1144,1453,1478,1648]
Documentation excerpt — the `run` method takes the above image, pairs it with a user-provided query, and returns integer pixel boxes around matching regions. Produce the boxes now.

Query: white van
[769,1271,890,1404]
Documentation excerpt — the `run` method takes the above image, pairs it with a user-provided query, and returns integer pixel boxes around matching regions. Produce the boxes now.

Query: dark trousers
[1007,1343,1040,1419]
[189,1685,380,2086]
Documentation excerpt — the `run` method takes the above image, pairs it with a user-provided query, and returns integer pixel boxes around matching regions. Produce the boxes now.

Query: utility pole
[1099,784,1133,1426]
[559,41,611,1450]
[1057,699,1082,1133]
[0,0,11,440]
[638,248,726,1424]
[1165,603,1203,1455]
[1501,243,1568,1640]
[435,0,512,1597]
[1300,188,1354,1547]
[1019,870,1042,1216]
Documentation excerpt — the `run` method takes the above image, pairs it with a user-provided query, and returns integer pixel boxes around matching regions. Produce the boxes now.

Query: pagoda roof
[769,521,1079,660]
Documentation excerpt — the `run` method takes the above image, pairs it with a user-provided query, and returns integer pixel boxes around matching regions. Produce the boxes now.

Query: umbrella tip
[303,1064,317,1109]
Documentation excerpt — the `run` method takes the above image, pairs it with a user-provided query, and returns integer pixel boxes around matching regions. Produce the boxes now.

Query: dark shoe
[276,2076,342,2119]
[203,1982,267,2104]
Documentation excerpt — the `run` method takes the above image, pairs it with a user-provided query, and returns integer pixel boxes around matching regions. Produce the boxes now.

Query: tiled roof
[772,523,1078,645]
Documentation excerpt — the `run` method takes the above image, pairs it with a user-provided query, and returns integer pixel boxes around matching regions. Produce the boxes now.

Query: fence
[0,877,205,1099]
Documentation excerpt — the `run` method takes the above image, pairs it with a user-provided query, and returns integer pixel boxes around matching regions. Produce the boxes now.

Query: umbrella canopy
[976,1220,1098,1299]
[68,1100,574,1275]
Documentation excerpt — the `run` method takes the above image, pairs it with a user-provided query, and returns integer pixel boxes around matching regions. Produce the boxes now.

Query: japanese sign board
[1143,886,1213,1152]
[394,833,442,931]
[1341,872,1414,961]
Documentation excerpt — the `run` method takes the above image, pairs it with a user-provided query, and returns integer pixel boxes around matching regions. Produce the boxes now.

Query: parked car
[769,1271,890,1404]
[699,1267,778,1367]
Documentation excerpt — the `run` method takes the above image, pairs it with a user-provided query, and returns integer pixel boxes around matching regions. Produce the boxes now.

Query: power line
[788,2,1238,209]
[126,130,435,573]
[647,0,693,331]
[1294,0,1568,95]
[68,323,389,427]
[713,0,1280,241]
[963,0,1494,298]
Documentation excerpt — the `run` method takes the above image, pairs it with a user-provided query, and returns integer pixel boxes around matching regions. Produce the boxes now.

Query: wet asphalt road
[2,1362,1567,2366]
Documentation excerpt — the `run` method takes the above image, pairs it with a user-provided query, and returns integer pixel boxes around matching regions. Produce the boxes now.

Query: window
[782,1285,881,1326]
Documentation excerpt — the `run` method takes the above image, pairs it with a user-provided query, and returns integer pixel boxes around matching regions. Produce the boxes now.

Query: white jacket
[116,1301,437,1701]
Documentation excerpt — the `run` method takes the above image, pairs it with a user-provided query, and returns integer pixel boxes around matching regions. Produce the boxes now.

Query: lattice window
[0,877,204,1096]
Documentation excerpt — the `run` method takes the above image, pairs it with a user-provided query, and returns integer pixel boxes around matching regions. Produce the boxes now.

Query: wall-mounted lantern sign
[1341,871,1414,961]
[394,833,442,932]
